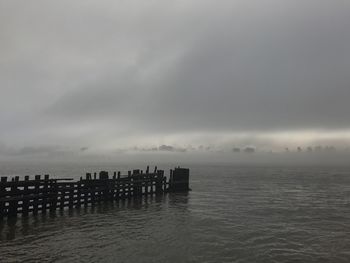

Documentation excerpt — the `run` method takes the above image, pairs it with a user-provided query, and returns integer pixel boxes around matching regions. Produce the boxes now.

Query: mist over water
[1,163,350,262]
[1,1,350,261]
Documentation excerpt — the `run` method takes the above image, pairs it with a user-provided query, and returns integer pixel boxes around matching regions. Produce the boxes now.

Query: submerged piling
[0,166,190,218]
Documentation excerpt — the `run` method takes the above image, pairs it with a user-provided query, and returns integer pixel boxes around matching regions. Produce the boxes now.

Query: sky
[1,0,350,162]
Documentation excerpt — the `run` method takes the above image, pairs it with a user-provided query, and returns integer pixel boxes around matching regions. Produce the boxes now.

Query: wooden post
[126,181,130,198]
[112,172,116,198]
[150,175,154,194]
[163,176,167,192]
[144,174,148,195]
[49,179,58,213]
[42,174,49,214]
[99,171,109,202]
[76,182,81,208]
[33,175,41,215]
[169,168,190,192]
[0,177,7,218]
[83,181,89,206]
[22,176,30,216]
[59,183,65,210]
[68,183,74,208]
[99,171,109,180]
[91,182,96,206]
[121,181,126,199]
[116,174,121,200]
[132,170,139,197]
[155,170,164,195]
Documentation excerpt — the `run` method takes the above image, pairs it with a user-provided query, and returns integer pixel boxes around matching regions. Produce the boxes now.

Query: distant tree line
[232,147,255,153]
[232,145,337,153]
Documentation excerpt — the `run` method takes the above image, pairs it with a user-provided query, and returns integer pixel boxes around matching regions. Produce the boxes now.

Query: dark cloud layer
[1,0,350,157]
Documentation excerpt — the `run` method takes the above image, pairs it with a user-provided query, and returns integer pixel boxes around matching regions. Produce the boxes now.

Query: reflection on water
[1,165,350,262]
[1,194,188,241]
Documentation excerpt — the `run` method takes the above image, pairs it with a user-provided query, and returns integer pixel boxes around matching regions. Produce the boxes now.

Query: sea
[1,162,350,262]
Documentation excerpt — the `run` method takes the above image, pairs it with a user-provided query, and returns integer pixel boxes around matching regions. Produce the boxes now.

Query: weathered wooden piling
[0,166,190,218]
[169,168,190,192]
[0,177,6,218]
[23,176,30,215]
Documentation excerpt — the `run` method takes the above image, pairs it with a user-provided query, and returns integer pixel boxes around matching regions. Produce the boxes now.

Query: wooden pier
[0,166,190,218]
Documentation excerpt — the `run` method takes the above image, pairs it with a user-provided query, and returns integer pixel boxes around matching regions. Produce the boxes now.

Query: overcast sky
[1,0,350,159]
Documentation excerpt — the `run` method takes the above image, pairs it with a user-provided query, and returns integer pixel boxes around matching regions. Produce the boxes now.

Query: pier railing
[0,166,190,218]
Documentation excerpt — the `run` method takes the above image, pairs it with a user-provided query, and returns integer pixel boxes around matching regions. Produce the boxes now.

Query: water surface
[1,164,350,262]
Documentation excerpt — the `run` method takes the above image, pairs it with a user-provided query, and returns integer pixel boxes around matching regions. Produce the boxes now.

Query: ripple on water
[1,165,350,262]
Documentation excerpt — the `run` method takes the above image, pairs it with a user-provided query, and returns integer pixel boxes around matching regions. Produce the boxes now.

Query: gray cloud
[1,0,350,157]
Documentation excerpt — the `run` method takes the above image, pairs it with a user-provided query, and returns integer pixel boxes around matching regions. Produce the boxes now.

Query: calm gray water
[1,163,350,262]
